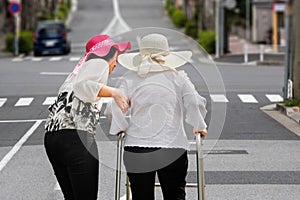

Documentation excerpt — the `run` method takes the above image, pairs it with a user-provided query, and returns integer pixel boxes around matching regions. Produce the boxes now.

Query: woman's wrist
[98,86,114,97]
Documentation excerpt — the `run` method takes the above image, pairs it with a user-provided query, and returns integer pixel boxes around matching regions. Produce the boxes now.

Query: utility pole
[284,0,294,99]
[293,0,300,100]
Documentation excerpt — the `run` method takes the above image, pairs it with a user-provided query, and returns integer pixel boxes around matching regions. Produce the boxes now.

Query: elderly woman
[44,34,130,200]
[107,33,207,200]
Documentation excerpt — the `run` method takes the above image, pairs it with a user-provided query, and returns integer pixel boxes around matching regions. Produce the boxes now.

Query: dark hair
[88,46,118,61]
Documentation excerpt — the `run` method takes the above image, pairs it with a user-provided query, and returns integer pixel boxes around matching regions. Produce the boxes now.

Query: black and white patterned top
[45,59,109,135]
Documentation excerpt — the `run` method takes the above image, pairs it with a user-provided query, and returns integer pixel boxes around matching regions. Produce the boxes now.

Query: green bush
[165,0,175,16]
[185,20,198,39]
[38,11,55,21]
[284,99,300,107]
[198,30,216,54]
[172,9,187,28]
[5,31,33,55]
[58,3,69,20]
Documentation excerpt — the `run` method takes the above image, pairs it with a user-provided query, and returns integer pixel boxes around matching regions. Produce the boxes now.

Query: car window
[37,24,64,35]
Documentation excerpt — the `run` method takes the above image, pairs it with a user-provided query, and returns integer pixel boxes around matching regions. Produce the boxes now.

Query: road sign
[8,2,22,14]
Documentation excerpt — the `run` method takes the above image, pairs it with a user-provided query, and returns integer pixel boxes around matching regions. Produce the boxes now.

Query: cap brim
[118,51,192,72]
[87,41,131,59]
[115,41,131,54]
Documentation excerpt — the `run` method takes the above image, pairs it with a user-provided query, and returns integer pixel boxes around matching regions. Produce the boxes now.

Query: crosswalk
[11,56,81,62]
[0,94,284,108]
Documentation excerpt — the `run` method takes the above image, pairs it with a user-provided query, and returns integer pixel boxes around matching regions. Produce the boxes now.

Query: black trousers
[44,129,99,200]
[124,147,188,200]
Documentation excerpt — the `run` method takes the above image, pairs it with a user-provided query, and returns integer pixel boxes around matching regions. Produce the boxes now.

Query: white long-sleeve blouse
[45,59,109,134]
[106,70,207,150]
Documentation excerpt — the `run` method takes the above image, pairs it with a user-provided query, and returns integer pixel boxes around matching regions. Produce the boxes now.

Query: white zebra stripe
[0,98,7,107]
[43,97,57,105]
[32,57,43,62]
[49,57,63,61]
[69,57,81,61]
[210,94,229,103]
[12,58,23,62]
[15,98,34,106]
[238,94,258,103]
[265,94,283,103]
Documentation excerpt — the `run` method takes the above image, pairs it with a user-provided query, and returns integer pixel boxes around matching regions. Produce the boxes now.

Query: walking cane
[115,132,125,200]
[196,133,206,200]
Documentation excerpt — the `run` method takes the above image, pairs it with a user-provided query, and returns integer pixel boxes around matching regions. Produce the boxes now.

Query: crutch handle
[196,134,206,200]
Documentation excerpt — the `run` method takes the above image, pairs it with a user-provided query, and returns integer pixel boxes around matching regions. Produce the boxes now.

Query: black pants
[44,129,99,200]
[124,147,188,200]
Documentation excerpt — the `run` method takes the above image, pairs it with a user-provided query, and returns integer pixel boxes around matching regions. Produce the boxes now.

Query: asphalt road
[0,0,299,200]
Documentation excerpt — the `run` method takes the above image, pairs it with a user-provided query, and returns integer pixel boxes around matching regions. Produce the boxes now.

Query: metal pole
[196,134,206,200]
[115,132,125,200]
[219,0,224,55]
[14,13,19,56]
[215,0,220,58]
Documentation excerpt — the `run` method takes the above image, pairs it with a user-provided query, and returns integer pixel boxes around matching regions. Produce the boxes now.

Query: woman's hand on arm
[98,85,129,113]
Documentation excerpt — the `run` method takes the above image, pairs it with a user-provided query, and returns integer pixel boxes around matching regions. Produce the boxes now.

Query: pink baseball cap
[72,34,131,74]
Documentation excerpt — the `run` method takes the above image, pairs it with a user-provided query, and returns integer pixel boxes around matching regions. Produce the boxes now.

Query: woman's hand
[193,128,207,138]
[112,89,129,113]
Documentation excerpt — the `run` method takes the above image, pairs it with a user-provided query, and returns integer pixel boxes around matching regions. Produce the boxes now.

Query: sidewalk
[214,35,285,65]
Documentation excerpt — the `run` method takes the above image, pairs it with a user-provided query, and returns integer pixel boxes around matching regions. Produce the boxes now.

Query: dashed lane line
[15,97,34,107]
[265,94,284,102]
[210,94,229,103]
[49,57,63,61]
[42,97,57,105]
[0,95,283,108]
[40,72,69,75]
[238,94,258,103]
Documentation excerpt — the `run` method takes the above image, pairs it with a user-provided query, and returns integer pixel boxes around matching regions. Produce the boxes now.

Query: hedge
[172,9,187,28]
[198,30,216,54]
[185,20,198,39]
[5,31,33,55]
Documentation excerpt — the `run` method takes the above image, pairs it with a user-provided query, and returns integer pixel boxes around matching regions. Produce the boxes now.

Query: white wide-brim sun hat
[117,33,192,76]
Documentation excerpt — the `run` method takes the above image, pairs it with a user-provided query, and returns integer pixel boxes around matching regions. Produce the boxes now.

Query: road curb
[276,103,300,124]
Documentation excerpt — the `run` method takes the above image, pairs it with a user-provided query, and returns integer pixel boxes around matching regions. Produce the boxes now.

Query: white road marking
[32,57,43,62]
[69,57,81,62]
[210,94,229,103]
[238,94,258,103]
[265,94,283,102]
[49,57,63,61]
[0,119,46,123]
[43,97,56,105]
[0,98,7,107]
[0,120,43,172]
[12,58,23,62]
[101,0,131,36]
[40,72,69,75]
[15,97,34,106]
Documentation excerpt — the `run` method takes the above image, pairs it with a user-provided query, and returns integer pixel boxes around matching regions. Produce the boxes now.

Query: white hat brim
[118,51,192,72]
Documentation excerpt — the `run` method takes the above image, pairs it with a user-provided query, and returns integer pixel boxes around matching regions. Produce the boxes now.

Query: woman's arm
[73,59,128,112]
[98,85,128,113]
[180,71,207,132]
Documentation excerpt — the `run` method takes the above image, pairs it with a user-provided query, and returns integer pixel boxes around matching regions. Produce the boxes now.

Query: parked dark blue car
[33,21,71,56]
